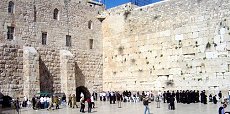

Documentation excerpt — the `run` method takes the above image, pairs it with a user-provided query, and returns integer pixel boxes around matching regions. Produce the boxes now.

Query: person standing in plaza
[80,96,85,113]
[87,97,92,113]
[218,91,222,102]
[68,94,72,108]
[72,94,77,108]
[143,96,150,114]
[169,95,175,110]
[91,95,95,108]
[32,96,36,110]
[163,91,166,103]
[213,95,217,104]
[109,92,113,104]
[176,90,180,103]
[228,90,230,103]
[15,97,20,114]
[117,92,122,108]
[219,103,227,114]
[47,96,53,110]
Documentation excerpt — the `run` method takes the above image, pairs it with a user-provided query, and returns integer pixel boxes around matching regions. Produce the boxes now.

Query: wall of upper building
[0,0,103,53]
[0,0,104,97]
[102,0,230,93]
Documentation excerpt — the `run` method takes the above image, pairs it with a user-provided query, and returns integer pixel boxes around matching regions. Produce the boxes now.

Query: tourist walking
[219,91,222,102]
[80,96,85,113]
[15,97,20,114]
[32,96,36,110]
[87,97,92,113]
[143,96,150,114]
[72,94,77,108]
[91,95,95,108]
[213,95,217,104]
[219,103,227,114]
[117,92,122,108]
[47,96,53,110]
[68,94,72,108]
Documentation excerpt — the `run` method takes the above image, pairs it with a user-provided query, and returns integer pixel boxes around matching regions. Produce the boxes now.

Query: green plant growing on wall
[195,41,198,47]
[166,80,174,86]
[181,71,183,75]
[131,59,136,64]
[206,42,211,49]
[124,10,131,20]
[154,15,161,20]
[146,61,149,64]
[179,40,182,45]
[113,71,116,75]
[214,43,217,47]
[118,46,124,54]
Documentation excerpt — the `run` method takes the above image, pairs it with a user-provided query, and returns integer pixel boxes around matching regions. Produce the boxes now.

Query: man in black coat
[169,95,175,110]
[176,90,180,103]
[218,91,222,101]
[163,91,166,103]
[32,96,36,110]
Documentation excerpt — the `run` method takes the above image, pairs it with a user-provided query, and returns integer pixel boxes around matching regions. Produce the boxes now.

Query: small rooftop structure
[88,0,103,6]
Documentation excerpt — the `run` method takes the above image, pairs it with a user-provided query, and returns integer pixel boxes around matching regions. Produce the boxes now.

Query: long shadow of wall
[39,58,54,95]
[75,62,85,88]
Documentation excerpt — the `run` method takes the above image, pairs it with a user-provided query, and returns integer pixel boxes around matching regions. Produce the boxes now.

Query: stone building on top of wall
[0,0,104,99]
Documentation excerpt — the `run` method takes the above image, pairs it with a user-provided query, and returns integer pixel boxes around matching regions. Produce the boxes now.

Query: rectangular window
[7,26,14,40]
[42,32,47,45]
[89,39,93,49]
[66,35,71,46]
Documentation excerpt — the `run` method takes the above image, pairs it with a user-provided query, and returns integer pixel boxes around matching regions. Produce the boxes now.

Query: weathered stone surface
[0,0,103,99]
[102,0,230,92]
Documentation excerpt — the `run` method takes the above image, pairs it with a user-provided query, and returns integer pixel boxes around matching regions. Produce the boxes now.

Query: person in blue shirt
[219,103,227,114]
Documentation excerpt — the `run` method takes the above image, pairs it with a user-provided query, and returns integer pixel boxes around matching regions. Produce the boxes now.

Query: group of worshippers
[163,90,201,105]
[99,91,122,104]
[31,95,66,110]
[209,91,224,104]
[162,90,228,111]
[99,90,158,107]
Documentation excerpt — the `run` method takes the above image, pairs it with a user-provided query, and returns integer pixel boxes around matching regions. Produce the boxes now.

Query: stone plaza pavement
[1,101,230,114]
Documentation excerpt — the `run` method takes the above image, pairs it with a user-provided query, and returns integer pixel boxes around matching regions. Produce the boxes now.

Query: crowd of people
[10,90,230,114]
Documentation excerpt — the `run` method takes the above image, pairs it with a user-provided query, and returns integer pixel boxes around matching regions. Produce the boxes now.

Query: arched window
[88,20,93,29]
[8,1,14,13]
[53,8,59,20]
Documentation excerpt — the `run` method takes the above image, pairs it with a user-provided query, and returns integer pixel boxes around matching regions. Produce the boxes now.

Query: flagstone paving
[1,101,230,114]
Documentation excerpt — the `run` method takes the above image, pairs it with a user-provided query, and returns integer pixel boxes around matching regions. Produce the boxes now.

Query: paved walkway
[1,101,230,114]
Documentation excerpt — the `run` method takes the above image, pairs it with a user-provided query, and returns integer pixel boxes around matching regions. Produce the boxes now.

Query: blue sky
[96,0,161,9]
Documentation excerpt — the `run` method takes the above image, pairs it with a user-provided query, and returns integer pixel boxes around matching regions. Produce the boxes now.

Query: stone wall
[0,44,23,97]
[72,50,103,93]
[0,0,103,98]
[102,0,230,93]
[38,48,60,93]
